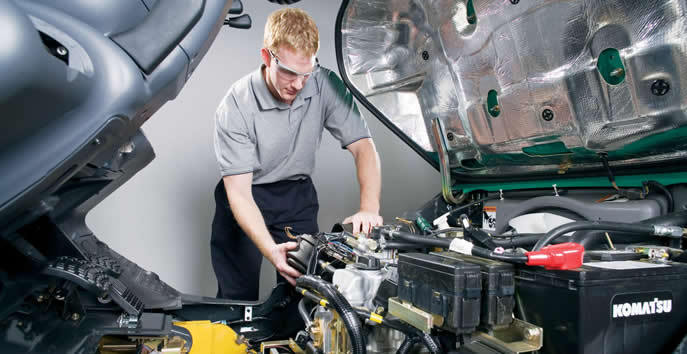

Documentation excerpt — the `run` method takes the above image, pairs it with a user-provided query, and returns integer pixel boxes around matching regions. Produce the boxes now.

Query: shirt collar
[251,65,317,111]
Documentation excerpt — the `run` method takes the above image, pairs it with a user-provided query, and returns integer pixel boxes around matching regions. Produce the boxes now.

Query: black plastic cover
[398,253,481,333]
[516,261,687,354]
[110,0,205,74]
[434,252,515,329]
[373,278,398,310]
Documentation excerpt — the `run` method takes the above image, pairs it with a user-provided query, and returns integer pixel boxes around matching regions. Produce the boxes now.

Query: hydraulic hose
[382,241,429,250]
[396,335,421,354]
[639,210,687,226]
[353,308,442,354]
[296,275,366,354]
[382,229,528,264]
[533,221,656,251]
[418,331,441,354]
[491,234,544,248]
[646,180,674,213]
[541,211,687,249]
[382,229,451,248]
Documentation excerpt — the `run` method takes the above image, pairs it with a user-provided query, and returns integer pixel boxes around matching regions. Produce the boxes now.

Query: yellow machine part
[174,320,253,354]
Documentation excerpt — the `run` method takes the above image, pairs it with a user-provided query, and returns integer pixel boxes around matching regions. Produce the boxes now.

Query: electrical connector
[525,242,584,270]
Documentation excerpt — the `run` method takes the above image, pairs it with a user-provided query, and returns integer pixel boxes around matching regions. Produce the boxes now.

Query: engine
[275,185,687,354]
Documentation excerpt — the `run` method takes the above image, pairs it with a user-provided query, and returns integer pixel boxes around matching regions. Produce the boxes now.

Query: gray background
[86,0,439,299]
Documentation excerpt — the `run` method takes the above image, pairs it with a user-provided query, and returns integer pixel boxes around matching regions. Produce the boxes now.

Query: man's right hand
[267,242,302,285]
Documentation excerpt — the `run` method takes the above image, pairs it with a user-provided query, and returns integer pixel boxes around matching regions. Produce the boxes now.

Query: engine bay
[260,184,687,354]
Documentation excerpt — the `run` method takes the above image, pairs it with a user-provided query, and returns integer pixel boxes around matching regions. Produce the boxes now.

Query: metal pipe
[431,118,465,205]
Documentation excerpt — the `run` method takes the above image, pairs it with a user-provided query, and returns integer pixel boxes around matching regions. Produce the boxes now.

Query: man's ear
[260,48,271,68]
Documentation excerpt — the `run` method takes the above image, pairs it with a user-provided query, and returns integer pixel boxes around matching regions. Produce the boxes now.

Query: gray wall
[86,0,439,299]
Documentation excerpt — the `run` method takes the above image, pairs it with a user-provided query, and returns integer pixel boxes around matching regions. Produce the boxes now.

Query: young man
[211,8,383,300]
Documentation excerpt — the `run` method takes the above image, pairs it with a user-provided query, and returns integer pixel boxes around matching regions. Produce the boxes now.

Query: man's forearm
[224,183,276,260]
[353,139,382,213]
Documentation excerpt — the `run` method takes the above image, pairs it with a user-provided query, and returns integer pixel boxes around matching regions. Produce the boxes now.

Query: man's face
[262,46,319,104]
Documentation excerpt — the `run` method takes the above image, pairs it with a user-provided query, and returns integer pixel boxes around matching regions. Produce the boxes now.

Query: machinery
[3,0,687,353]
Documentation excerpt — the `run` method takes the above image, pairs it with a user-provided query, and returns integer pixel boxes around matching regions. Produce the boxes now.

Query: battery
[516,260,687,354]
[397,253,481,333]
[433,252,515,329]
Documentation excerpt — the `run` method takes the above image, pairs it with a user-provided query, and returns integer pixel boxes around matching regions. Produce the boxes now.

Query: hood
[335,0,687,193]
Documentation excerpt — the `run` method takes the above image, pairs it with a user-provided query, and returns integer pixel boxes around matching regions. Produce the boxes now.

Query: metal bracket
[471,318,543,353]
[431,118,465,205]
[244,306,253,322]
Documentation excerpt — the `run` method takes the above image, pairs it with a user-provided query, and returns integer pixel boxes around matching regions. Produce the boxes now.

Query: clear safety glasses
[268,50,320,81]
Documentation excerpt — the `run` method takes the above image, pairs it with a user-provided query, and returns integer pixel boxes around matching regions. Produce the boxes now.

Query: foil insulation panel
[339,0,687,177]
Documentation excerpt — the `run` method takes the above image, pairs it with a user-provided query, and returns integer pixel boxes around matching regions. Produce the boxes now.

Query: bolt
[610,68,624,78]
[510,0,520,4]
[447,132,455,141]
[92,138,101,145]
[524,327,540,340]
[651,79,670,96]
[421,50,429,61]
[491,104,501,114]
[542,108,554,121]
[37,295,45,303]
[71,313,80,321]
[55,294,65,301]
[17,321,24,327]
[56,46,68,56]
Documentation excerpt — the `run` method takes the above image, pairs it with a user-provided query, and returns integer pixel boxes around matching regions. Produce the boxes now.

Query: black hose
[558,211,687,249]
[296,275,366,354]
[383,241,428,250]
[532,221,655,251]
[383,229,528,263]
[639,210,687,226]
[418,331,441,354]
[396,335,421,354]
[491,234,544,248]
[353,309,442,354]
[383,229,452,248]
[646,180,674,213]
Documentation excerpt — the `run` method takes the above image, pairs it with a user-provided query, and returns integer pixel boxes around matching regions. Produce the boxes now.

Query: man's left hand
[343,211,383,235]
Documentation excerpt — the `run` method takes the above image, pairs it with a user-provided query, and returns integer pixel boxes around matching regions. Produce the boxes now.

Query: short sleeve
[321,70,371,148]
[214,92,257,176]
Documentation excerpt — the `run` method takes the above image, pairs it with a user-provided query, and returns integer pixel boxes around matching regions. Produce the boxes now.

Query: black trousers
[211,177,319,300]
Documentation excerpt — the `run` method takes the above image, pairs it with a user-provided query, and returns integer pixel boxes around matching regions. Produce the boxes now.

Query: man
[211,8,383,300]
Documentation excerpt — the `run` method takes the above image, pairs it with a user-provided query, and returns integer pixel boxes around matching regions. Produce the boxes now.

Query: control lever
[229,0,243,15]
[224,14,251,29]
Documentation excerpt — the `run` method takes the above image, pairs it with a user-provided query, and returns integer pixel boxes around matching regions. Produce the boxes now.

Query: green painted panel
[597,48,626,85]
[522,142,572,156]
[452,172,687,193]
[467,0,477,24]
[487,89,500,117]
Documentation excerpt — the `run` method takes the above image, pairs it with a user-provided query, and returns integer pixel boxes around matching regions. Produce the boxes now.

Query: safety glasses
[268,50,320,81]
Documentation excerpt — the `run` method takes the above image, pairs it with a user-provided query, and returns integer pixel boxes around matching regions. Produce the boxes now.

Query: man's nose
[291,77,305,90]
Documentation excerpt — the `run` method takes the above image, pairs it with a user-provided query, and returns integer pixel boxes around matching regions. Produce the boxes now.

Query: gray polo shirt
[214,65,371,184]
